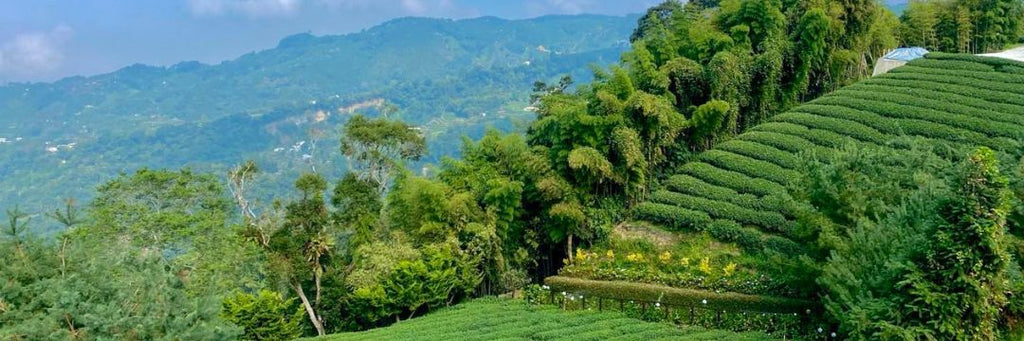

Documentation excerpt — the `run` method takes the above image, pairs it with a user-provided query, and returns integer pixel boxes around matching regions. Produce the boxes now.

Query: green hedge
[698,150,800,186]
[923,52,1024,69]
[812,95,1024,139]
[844,83,1024,118]
[893,65,1024,89]
[736,131,817,153]
[793,104,1018,151]
[831,88,1024,127]
[664,174,797,218]
[707,219,803,255]
[716,140,801,170]
[633,202,712,230]
[1003,65,1024,75]
[650,190,792,235]
[664,174,765,211]
[881,72,1024,98]
[545,276,816,314]
[862,78,1024,107]
[770,112,889,144]
[750,122,858,149]
[679,162,787,197]
[905,58,995,72]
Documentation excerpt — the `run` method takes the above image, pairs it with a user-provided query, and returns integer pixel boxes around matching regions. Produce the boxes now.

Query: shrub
[905,58,995,72]
[844,83,1024,119]
[544,276,815,314]
[832,87,1024,127]
[862,78,1024,107]
[221,290,305,341]
[716,140,802,170]
[706,219,803,255]
[893,65,1024,89]
[699,149,801,185]
[750,121,860,148]
[649,190,792,235]
[736,131,818,153]
[633,202,712,230]
[813,95,1024,139]
[771,112,888,144]
[923,52,1024,70]
[882,72,1024,98]
[679,162,786,197]
[664,174,766,211]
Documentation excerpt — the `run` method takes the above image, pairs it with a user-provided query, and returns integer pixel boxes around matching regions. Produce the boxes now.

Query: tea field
[313,299,769,341]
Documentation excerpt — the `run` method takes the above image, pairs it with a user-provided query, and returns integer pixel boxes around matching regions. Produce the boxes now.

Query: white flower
[561,291,566,296]
[542,285,550,290]
[831,332,837,337]
[701,299,707,305]
[654,302,660,307]
[817,327,823,333]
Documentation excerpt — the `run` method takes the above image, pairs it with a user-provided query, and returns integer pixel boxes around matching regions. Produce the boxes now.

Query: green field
[311,299,770,341]
[636,53,1024,256]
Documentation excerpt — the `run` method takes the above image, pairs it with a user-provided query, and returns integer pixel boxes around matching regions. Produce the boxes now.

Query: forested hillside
[3,0,1024,340]
[0,14,636,234]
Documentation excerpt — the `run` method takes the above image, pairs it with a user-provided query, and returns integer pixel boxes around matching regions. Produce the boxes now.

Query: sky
[0,0,659,84]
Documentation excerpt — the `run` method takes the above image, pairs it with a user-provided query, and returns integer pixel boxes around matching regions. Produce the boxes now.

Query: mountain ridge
[0,14,638,233]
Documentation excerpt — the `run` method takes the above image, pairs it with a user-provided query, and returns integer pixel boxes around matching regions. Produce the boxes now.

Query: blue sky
[0,0,658,83]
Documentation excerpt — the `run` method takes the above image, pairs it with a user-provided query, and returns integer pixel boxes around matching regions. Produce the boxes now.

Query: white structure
[873,47,929,76]
[0,138,7,144]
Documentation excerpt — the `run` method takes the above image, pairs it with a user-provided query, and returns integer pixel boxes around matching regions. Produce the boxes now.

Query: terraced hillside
[312,299,768,341]
[636,52,1024,258]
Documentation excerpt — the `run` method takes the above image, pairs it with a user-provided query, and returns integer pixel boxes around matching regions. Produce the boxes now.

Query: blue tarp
[882,47,929,61]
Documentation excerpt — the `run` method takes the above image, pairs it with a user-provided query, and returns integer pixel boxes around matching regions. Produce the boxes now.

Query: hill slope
[0,15,637,232]
[310,299,768,341]
[636,53,1024,262]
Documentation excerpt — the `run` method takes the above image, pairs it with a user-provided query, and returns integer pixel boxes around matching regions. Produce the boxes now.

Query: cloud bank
[186,0,454,17]
[0,25,74,80]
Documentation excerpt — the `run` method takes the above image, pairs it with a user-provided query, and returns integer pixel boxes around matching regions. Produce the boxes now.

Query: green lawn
[311,298,771,341]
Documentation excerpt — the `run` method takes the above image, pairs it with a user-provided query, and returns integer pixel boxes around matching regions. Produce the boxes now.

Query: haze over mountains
[0,14,636,233]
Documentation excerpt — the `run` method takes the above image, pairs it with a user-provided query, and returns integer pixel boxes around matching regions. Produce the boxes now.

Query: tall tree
[266,173,335,336]
[340,114,427,196]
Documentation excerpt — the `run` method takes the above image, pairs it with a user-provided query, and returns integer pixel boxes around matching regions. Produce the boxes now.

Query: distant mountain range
[0,14,637,233]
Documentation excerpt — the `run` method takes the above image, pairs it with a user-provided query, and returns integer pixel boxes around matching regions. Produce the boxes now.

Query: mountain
[0,14,638,233]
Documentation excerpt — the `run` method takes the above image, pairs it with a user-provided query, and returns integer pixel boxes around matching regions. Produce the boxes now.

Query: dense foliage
[4,2,1024,340]
[900,0,1024,53]
[526,0,898,268]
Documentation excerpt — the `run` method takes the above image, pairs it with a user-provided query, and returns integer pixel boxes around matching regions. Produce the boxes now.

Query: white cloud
[547,0,589,14]
[187,0,302,17]
[0,25,74,78]
[186,0,455,17]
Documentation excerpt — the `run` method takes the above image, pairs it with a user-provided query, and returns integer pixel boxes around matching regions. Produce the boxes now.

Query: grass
[310,298,770,341]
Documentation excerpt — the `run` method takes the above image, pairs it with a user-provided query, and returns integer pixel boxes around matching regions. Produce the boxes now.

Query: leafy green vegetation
[0,14,638,235]
[3,1,1024,340]
[310,298,769,341]
[900,0,1024,53]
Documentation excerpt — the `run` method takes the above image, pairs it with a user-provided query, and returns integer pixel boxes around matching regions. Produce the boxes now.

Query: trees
[264,173,334,336]
[0,227,241,340]
[221,290,305,340]
[895,148,1012,340]
[808,145,1016,339]
[340,114,427,196]
[901,0,1024,53]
